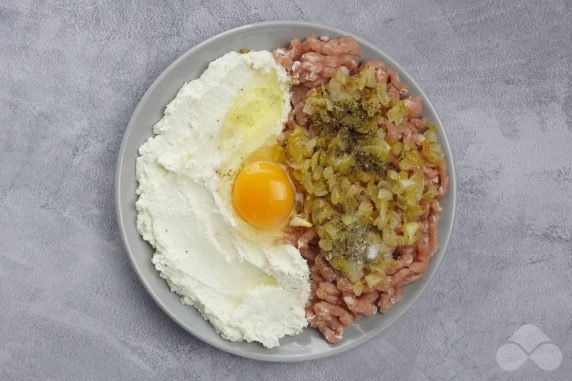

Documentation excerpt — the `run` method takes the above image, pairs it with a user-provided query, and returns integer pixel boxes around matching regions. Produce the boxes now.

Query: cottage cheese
[135,51,310,348]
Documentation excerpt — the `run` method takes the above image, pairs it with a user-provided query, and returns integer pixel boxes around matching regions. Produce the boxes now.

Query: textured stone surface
[1,0,571,380]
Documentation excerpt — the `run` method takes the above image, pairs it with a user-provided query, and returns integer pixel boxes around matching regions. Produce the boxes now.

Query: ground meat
[308,300,354,344]
[316,282,342,305]
[378,286,404,313]
[274,35,360,88]
[343,292,379,315]
[312,254,338,283]
[276,35,448,344]
[300,209,439,344]
[297,227,319,261]
[288,85,311,128]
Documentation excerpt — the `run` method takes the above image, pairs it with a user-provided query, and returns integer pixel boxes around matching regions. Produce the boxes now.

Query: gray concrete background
[1,0,570,380]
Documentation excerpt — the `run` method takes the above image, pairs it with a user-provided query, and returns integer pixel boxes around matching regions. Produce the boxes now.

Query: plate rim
[115,20,457,362]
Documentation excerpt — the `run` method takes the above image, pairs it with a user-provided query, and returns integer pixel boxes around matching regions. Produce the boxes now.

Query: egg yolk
[232,161,295,229]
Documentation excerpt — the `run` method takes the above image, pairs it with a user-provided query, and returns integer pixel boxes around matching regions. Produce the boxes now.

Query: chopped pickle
[284,67,445,283]
[387,100,407,125]
[365,272,385,288]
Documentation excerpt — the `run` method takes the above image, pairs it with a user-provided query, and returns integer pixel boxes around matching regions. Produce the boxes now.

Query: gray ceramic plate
[115,21,456,362]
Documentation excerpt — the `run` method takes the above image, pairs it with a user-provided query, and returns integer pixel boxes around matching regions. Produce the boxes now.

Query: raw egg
[232,161,295,229]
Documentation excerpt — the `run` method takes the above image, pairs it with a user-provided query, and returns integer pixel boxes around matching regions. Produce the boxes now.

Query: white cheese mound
[135,51,310,348]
